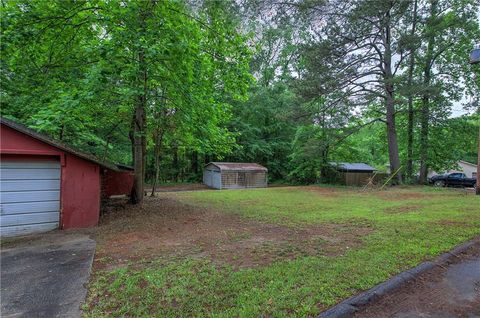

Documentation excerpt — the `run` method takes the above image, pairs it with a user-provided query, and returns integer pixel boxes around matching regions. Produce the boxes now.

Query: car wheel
[434,180,445,187]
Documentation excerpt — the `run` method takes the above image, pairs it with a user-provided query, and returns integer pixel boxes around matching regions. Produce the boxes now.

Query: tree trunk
[130,48,147,204]
[173,145,179,182]
[418,0,437,184]
[476,125,480,195]
[129,112,135,166]
[192,151,198,175]
[386,95,402,183]
[406,100,414,181]
[406,0,418,182]
[319,145,329,183]
[383,12,402,184]
[418,93,430,184]
[150,130,164,196]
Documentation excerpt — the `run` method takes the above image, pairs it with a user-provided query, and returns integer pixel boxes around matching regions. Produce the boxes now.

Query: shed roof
[206,162,268,172]
[1,117,131,172]
[331,162,376,172]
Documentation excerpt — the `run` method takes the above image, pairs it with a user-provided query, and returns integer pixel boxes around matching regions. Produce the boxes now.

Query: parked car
[429,173,477,188]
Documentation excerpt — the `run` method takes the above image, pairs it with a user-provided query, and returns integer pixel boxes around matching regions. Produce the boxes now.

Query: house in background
[0,117,134,237]
[203,162,268,189]
[456,161,477,178]
[428,160,477,179]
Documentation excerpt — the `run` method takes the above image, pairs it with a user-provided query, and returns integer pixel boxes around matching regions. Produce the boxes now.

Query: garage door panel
[1,201,60,215]
[1,190,60,203]
[0,168,60,180]
[0,212,59,227]
[1,180,60,191]
[0,223,58,237]
[1,161,60,169]
[1,160,61,237]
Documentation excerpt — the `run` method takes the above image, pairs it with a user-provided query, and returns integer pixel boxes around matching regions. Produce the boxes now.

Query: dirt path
[353,239,480,318]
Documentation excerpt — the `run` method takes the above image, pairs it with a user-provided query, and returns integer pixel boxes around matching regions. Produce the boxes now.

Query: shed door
[1,160,61,237]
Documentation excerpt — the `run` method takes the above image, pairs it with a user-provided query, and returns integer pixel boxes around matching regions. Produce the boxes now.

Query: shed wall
[221,171,267,189]
[336,172,389,186]
[345,172,371,186]
[203,169,222,189]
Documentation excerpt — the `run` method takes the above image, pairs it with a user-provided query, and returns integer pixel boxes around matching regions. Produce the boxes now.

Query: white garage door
[1,160,61,237]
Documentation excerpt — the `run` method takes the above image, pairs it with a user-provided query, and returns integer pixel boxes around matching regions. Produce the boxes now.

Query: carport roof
[206,162,268,172]
[330,162,376,172]
[1,117,131,172]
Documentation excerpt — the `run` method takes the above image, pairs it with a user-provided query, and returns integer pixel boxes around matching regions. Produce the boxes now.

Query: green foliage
[1,0,478,183]
[228,83,296,180]
[1,0,252,167]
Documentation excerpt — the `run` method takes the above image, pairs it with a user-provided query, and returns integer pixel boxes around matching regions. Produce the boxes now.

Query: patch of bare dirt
[144,183,211,193]
[90,196,373,270]
[303,186,341,196]
[383,205,420,214]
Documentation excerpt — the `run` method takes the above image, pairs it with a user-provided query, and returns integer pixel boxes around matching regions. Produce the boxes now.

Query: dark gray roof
[1,117,131,172]
[331,162,376,172]
[206,162,268,172]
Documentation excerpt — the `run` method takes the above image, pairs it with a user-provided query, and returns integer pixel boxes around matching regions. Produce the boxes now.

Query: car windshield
[449,173,463,178]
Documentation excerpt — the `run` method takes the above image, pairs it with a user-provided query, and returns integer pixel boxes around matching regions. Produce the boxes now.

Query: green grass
[85,186,479,318]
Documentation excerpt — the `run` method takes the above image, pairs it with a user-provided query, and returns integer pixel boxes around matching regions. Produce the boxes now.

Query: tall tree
[1,0,252,202]
[297,0,414,183]
[405,0,419,181]
[416,0,479,183]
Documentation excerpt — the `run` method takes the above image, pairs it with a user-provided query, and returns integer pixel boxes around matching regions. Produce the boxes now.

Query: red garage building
[0,117,134,237]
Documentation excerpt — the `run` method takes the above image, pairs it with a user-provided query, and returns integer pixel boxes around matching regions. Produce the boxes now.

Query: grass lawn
[84,186,479,317]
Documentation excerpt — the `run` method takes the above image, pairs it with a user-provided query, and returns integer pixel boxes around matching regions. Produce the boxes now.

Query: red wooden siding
[1,125,100,229]
[102,169,134,197]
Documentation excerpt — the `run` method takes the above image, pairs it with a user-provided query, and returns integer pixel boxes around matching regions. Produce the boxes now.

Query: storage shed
[0,117,134,237]
[203,162,268,189]
[330,162,377,186]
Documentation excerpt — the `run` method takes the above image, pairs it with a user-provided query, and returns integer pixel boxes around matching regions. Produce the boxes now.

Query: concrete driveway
[1,233,96,318]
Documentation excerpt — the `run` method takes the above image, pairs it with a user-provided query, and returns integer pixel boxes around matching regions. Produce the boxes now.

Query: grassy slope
[85,187,479,317]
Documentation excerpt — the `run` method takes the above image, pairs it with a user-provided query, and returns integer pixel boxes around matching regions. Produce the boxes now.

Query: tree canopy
[1,0,479,196]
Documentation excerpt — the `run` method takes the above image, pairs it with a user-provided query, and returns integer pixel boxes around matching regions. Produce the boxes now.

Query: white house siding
[458,161,477,178]
[428,161,477,178]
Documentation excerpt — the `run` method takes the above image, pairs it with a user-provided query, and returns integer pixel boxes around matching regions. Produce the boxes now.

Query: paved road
[354,240,480,318]
[1,233,96,318]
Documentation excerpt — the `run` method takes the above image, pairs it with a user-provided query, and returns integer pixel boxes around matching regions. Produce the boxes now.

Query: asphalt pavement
[353,239,480,318]
[1,233,96,318]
